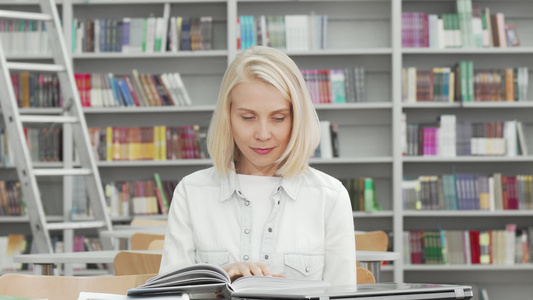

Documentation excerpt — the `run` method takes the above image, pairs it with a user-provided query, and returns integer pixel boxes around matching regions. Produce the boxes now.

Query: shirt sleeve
[322,185,357,285]
[159,180,196,274]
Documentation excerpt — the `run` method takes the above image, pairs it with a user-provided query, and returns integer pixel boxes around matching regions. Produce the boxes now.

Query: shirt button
[305,267,310,272]
[277,187,280,191]
[243,255,249,261]
[244,229,250,234]
[245,200,250,206]
[268,228,273,233]
[277,200,280,205]
[265,255,269,260]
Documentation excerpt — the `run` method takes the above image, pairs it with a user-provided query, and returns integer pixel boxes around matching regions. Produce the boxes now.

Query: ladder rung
[0,10,52,21]
[33,168,92,176]
[46,221,107,231]
[20,115,79,124]
[6,62,65,73]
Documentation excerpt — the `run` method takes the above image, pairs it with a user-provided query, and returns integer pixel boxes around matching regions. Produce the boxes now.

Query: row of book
[88,125,208,162]
[403,225,532,265]
[0,20,50,56]
[11,73,61,108]
[73,14,213,53]
[26,127,63,163]
[403,115,528,157]
[0,181,23,217]
[402,1,520,48]
[402,64,529,103]
[313,121,339,159]
[301,67,366,104]
[238,14,327,51]
[75,70,192,107]
[341,177,381,212]
[0,129,14,168]
[402,173,533,211]
[103,175,178,218]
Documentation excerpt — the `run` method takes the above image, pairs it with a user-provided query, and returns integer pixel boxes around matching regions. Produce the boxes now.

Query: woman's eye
[273,117,286,121]
[242,116,254,120]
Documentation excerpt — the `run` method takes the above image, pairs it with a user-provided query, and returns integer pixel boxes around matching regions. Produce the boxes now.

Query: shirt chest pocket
[284,253,324,280]
[195,250,229,266]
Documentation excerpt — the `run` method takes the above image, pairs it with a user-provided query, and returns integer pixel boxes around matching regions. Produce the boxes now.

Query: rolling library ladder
[0,0,113,266]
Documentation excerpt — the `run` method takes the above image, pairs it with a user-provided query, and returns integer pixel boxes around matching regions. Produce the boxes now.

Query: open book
[127,263,330,298]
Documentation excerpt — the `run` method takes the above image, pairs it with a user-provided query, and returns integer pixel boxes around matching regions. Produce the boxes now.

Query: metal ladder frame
[0,0,113,269]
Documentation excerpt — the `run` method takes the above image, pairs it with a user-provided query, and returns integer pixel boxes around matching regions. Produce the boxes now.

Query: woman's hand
[222,262,272,281]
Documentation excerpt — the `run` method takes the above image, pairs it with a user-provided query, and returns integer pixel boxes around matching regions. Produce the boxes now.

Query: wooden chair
[113,251,162,275]
[355,230,389,273]
[355,230,389,252]
[0,273,155,300]
[130,218,168,226]
[130,232,165,250]
[147,239,165,250]
[356,267,376,284]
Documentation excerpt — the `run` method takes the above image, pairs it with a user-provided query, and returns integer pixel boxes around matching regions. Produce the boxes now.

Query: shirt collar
[219,165,302,202]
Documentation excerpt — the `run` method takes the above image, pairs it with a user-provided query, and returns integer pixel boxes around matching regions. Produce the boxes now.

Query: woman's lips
[252,147,275,155]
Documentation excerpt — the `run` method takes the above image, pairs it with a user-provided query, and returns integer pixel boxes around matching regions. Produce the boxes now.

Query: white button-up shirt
[159,166,356,285]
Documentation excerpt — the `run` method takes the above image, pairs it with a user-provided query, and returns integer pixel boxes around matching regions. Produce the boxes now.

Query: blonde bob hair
[207,46,320,178]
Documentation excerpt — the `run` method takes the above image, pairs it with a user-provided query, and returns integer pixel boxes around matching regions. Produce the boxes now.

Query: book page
[78,292,188,300]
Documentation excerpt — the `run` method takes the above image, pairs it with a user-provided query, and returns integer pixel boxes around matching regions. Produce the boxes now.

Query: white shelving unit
[1,0,532,297]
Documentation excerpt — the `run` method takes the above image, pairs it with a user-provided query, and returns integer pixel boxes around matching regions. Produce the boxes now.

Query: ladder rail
[0,42,53,253]
[0,0,114,256]
[40,0,114,239]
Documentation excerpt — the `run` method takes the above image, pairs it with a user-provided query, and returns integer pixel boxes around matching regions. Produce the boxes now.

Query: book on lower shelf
[403,225,532,266]
[402,173,533,211]
[127,263,330,298]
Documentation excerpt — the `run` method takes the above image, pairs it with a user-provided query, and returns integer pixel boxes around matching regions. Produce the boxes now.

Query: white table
[15,249,399,280]
[357,250,400,283]
[13,250,162,275]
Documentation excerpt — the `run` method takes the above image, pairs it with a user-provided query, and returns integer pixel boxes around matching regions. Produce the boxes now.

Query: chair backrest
[355,230,389,252]
[113,251,162,275]
[130,218,168,226]
[130,233,165,250]
[147,239,165,250]
[0,273,155,300]
[356,267,376,284]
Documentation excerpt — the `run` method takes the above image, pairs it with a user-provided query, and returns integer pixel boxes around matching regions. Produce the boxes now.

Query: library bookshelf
[0,1,532,297]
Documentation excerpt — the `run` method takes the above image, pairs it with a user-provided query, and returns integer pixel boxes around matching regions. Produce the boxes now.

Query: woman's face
[230,79,292,176]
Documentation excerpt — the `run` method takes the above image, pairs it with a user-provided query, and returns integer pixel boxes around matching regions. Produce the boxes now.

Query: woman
[159,46,356,285]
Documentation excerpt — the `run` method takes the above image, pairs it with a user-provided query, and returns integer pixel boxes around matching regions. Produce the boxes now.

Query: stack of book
[0,234,33,272]
[0,181,24,217]
[25,127,62,162]
[404,224,532,265]
[103,175,177,217]
[402,0,520,48]
[11,73,61,108]
[402,64,529,103]
[0,20,50,56]
[75,70,192,107]
[238,14,327,50]
[403,173,533,211]
[301,67,366,103]
[403,114,528,157]
[73,12,213,53]
[313,121,339,159]
[89,125,208,161]
[0,129,15,167]
[341,177,381,212]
